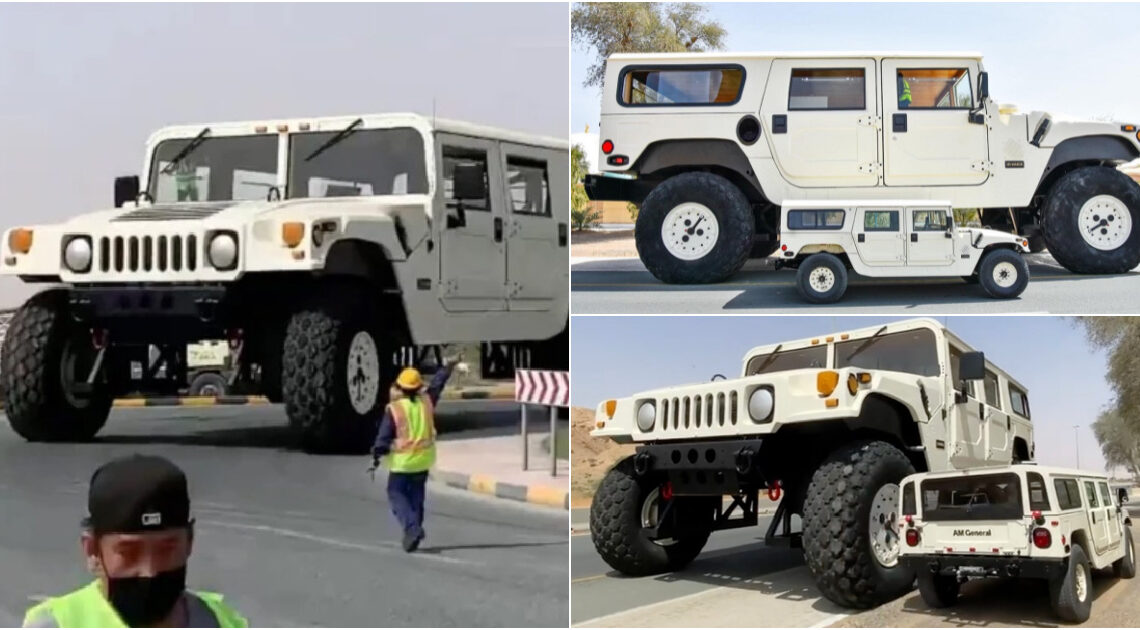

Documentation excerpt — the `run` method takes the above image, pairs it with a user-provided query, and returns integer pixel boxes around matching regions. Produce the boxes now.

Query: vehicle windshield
[920,473,1023,521]
[148,135,279,203]
[834,328,940,377]
[287,127,428,198]
[745,346,827,376]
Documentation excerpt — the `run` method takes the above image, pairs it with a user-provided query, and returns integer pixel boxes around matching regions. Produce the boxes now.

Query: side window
[505,157,550,217]
[902,481,916,515]
[863,210,899,232]
[1027,473,1051,511]
[912,209,950,232]
[1085,481,1100,508]
[441,147,489,212]
[787,209,845,230]
[621,66,745,106]
[788,68,866,110]
[1099,482,1113,507]
[897,68,973,109]
[983,370,1001,409]
[1055,478,1082,510]
[1009,385,1030,418]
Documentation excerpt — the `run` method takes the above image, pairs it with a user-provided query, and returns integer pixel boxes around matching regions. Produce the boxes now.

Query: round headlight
[749,388,774,422]
[636,401,656,432]
[208,233,238,269]
[63,237,92,272]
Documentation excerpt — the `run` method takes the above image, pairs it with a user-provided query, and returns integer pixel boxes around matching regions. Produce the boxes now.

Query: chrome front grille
[657,390,739,432]
[97,234,199,273]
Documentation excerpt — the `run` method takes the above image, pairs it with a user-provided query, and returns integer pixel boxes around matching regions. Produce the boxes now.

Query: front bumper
[633,438,766,495]
[901,553,1066,580]
[68,285,233,343]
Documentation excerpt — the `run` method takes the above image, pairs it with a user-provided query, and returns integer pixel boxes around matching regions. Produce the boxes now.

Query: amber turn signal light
[817,370,839,396]
[604,400,617,418]
[7,229,32,254]
[847,374,859,395]
[282,222,305,248]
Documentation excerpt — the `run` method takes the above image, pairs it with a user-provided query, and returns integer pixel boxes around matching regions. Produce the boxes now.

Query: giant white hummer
[589,318,1034,609]
[0,113,568,452]
[585,51,1140,283]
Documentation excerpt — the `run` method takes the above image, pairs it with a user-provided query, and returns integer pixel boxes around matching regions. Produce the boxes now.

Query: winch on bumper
[900,553,1067,580]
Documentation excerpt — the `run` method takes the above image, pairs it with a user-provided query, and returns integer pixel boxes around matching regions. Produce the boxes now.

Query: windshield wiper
[304,118,364,162]
[750,344,783,375]
[160,127,211,175]
[844,325,889,361]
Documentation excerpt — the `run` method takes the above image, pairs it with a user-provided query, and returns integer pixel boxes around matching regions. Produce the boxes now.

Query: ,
[585,51,1140,284]
[899,464,1136,623]
[588,318,1034,609]
[0,112,568,453]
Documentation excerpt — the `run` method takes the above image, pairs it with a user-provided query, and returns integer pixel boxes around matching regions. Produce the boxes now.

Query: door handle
[494,217,503,242]
[558,222,568,247]
[857,233,865,243]
[910,233,918,243]
[772,114,787,134]
[893,113,908,133]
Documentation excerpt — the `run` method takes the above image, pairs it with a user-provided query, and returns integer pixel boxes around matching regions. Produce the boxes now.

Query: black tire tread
[1042,166,1140,274]
[1050,542,1092,622]
[977,248,1030,299]
[1115,527,1136,579]
[1,290,111,442]
[802,440,917,609]
[635,172,754,284]
[796,253,849,303]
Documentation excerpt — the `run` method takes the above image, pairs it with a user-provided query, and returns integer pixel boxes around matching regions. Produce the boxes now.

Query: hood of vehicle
[55,196,430,228]
[1025,110,1140,148]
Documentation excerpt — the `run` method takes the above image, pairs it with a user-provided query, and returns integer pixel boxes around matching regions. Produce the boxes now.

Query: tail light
[1031,510,1044,525]
[1032,527,1052,549]
[660,481,674,501]
[905,529,920,547]
[601,139,614,155]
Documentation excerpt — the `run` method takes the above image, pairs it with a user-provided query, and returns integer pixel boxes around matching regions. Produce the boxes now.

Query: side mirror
[114,175,140,208]
[978,72,989,102]
[959,351,985,382]
[453,163,486,201]
[1119,487,1130,506]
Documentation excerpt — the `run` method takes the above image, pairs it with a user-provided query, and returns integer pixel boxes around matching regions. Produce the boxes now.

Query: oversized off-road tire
[803,440,917,609]
[1050,542,1093,622]
[635,172,754,284]
[1,290,111,442]
[1042,166,1140,274]
[282,287,393,454]
[916,573,960,608]
[188,372,227,397]
[1115,526,1136,579]
[796,253,848,303]
[590,456,715,576]
[977,249,1030,299]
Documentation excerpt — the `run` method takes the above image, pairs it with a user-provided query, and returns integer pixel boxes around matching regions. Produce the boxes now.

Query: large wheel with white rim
[803,440,917,609]
[1115,525,1136,579]
[1050,542,1093,622]
[282,287,392,454]
[795,253,849,303]
[1,290,112,442]
[634,172,754,284]
[1042,166,1140,274]
[977,248,1030,299]
[590,456,716,576]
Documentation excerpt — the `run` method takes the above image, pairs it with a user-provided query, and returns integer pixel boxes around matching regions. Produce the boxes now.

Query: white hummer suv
[585,52,1140,283]
[0,113,568,452]
[589,318,1034,609]
[777,201,1030,302]
[899,465,1135,622]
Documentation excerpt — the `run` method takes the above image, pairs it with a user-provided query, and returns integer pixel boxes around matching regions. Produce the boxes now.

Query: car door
[983,371,1011,464]
[500,143,567,311]
[759,59,880,187]
[906,208,955,266]
[853,208,905,266]
[435,134,507,312]
[880,59,990,186]
[1084,479,1110,555]
[949,345,985,467]
[1099,481,1123,549]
